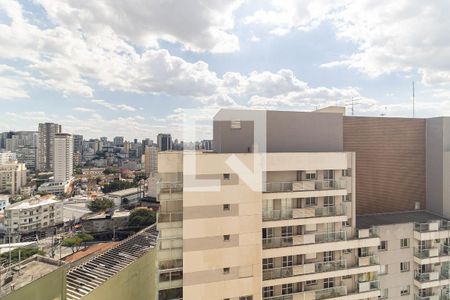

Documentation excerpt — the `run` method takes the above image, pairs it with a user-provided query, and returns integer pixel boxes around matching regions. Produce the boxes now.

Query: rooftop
[86,210,130,220]
[107,187,141,197]
[65,225,158,300]
[7,196,60,210]
[63,242,119,263]
[0,256,62,298]
[357,210,447,228]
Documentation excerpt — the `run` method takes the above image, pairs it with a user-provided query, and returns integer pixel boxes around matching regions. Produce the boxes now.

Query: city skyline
[2,1,450,139]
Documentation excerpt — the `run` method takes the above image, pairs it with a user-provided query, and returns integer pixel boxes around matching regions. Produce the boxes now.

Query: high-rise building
[54,133,73,182]
[0,151,17,164]
[157,151,381,300]
[144,146,158,176]
[73,134,83,154]
[157,134,173,152]
[0,160,27,195]
[113,136,124,147]
[37,123,61,171]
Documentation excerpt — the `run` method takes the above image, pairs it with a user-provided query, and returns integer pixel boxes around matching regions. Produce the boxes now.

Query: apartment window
[400,262,410,272]
[305,171,316,180]
[324,278,334,289]
[281,226,293,237]
[344,194,352,202]
[263,287,274,298]
[282,284,293,295]
[378,241,388,251]
[223,204,230,211]
[342,220,350,227]
[223,235,230,241]
[306,280,317,286]
[324,169,334,180]
[400,286,410,296]
[239,297,253,300]
[400,238,410,248]
[282,256,293,267]
[230,121,241,129]
[380,264,388,275]
[324,196,335,207]
[342,169,351,177]
[263,258,274,270]
[262,228,273,239]
[223,173,230,180]
[358,247,369,257]
[305,197,317,207]
[323,251,334,262]
[342,249,352,254]
[379,288,388,299]
[223,267,230,274]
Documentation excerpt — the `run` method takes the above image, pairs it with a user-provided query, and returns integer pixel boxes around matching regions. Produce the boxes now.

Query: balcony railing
[358,280,379,292]
[264,180,347,193]
[414,247,440,259]
[262,205,346,221]
[414,220,450,232]
[415,295,439,300]
[415,271,440,282]
[262,230,347,249]
[159,182,183,193]
[263,286,347,300]
[263,259,347,280]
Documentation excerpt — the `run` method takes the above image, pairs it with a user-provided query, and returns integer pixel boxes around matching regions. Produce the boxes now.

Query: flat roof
[7,197,60,210]
[0,256,62,297]
[65,225,158,300]
[107,187,141,197]
[357,210,447,229]
[86,210,130,220]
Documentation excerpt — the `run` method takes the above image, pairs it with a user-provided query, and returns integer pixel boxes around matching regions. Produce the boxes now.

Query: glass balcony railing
[415,295,439,300]
[262,230,347,249]
[414,247,439,259]
[414,220,450,232]
[263,259,347,280]
[159,182,183,193]
[263,286,347,300]
[264,180,347,193]
[262,205,346,221]
[414,271,440,282]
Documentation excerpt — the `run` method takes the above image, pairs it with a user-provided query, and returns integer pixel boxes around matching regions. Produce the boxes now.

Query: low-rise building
[81,210,130,233]
[38,180,70,195]
[0,195,10,212]
[4,196,63,235]
[106,187,144,207]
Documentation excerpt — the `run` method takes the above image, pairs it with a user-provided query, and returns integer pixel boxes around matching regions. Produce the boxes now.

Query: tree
[128,208,156,228]
[101,180,137,193]
[87,198,115,212]
[62,236,83,253]
[76,232,94,248]
[103,167,119,175]
[0,248,45,264]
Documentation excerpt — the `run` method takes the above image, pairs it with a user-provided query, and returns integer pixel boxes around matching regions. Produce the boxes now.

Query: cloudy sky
[1,0,450,140]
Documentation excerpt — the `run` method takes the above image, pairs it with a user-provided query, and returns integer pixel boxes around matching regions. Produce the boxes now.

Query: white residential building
[0,151,17,164]
[4,196,63,234]
[54,133,73,182]
[0,161,27,195]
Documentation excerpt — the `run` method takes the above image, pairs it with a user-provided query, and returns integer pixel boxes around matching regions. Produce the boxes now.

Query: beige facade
[157,151,381,300]
[145,146,158,176]
[0,160,27,195]
[54,133,74,182]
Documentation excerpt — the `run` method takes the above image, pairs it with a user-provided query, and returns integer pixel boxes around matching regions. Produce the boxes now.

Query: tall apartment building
[0,160,27,195]
[114,136,124,147]
[4,196,63,235]
[0,151,17,164]
[157,151,381,300]
[37,123,61,171]
[145,145,158,176]
[54,133,74,182]
[158,134,173,152]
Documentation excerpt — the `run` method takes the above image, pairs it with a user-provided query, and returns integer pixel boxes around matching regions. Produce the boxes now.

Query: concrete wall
[82,248,157,300]
[343,116,426,214]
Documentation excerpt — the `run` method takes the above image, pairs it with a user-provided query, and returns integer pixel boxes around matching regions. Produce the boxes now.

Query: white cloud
[92,99,136,112]
[73,107,95,112]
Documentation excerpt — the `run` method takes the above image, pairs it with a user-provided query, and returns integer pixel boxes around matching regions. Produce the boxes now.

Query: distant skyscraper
[113,136,124,147]
[54,133,73,182]
[37,123,61,171]
[144,146,158,176]
[73,134,83,154]
[157,134,173,152]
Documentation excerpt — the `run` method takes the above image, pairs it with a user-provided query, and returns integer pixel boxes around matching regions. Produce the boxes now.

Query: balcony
[263,259,347,280]
[414,247,440,259]
[263,205,346,221]
[159,182,183,193]
[358,280,379,292]
[263,286,347,300]
[414,220,450,232]
[263,231,347,249]
[264,180,347,193]
[415,271,440,282]
[415,294,439,300]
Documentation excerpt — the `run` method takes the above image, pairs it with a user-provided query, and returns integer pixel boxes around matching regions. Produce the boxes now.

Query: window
[223,235,230,241]
[379,288,388,299]
[282,284,293,295]
[342,249,352,254]
[324,169,334,180]
[282,256,293,267]
[223,204,230,211]
[324,196,335,207]
[223,173,230,180]
[380,264,388,275]
[342,220,350,227]
[223,267,230,274]
[305,171,316,180]
[400,286,410,296]
[263,287,274,298]
[263,258,274,270]
[305,197,317,207]
[239,297,253,300]
[324,278,334,289]
[400,262,410,272]
[378,241,388,251]
[306,280,317,286]
[400,238,410,248]
[281,226,293,237]
[342,169,351,177]
[323,251,334,262]
[231,121,241,129]
[358,247,369,257]
[262,228,273,239]
[344,194,352,202]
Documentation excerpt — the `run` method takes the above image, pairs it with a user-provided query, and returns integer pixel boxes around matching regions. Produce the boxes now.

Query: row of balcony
[414,221,450,233]
[264,281,379,300]
[415,270,450,282]
[414,245,450,259]
[264,180,347,193]
[263,205,346,222]
[263,256,379,281]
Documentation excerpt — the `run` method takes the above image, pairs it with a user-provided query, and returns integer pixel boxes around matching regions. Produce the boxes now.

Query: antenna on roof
[412,81,415,118]
[380,106,387,117]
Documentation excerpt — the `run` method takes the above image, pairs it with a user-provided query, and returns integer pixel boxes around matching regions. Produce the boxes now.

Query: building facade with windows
[157,151,381,300]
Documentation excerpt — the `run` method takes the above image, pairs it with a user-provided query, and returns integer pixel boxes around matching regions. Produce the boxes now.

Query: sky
[2,0,450,140]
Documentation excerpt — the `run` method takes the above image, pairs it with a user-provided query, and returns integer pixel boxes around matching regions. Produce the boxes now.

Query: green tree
[87,198,115,212]
[62,236,83,253]
[128,208,156,228]
[103,167,119,175]
[0,248,45,264]
[76,232,94,248]
[101,180,137,193]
